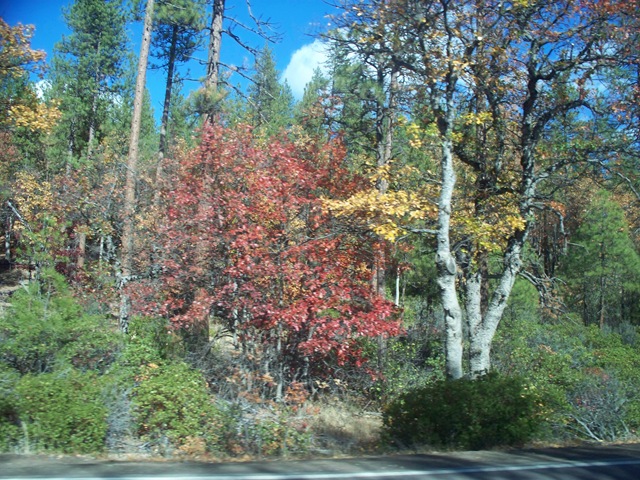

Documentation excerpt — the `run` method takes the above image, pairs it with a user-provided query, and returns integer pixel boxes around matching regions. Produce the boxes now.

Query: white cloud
[34,79,51,100]
[282,40,329,100]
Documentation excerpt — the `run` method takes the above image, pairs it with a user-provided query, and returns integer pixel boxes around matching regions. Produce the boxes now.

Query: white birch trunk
[466,243,522,378]
[436,135,464,380]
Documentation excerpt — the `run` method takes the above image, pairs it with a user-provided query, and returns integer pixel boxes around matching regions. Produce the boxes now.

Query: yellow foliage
[13,171,55,228]
[9,100,61,133]
[398,116,439,149]
[512,0,534,8]
[460,111,493,126]
[323,162,436,242]
[12,171,70,266]
[453,192,525,254]
[0,19,46,79]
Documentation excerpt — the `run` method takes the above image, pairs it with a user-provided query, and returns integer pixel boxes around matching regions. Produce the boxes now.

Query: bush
[0,269,121,374]
[118,316,184,369]
[566,372,630,442]
[132,361,228,453]
[382,373,543,450]
[0,366,20,451]
[13,369,108,453]
[493,319,640,442]
[369,324,445,402]
[229,405,312,457]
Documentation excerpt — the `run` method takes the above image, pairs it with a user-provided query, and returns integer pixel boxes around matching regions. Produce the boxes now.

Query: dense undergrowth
[1,271,640,457]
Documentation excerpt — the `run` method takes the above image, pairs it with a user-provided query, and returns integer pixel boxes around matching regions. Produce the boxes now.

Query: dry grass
[305,400,383,455]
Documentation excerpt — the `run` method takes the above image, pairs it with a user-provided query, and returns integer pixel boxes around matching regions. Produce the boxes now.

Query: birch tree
[334,0,637,378]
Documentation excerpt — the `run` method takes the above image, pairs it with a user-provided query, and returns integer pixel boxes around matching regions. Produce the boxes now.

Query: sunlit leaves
[324,162,436,242]
[12,171,68,266]
[0,19,46,79]
[12,171,55,229]
[9,99,61,133]
[453,193,526,254]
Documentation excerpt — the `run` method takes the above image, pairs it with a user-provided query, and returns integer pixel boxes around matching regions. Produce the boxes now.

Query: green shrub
[230,407,312,457]
[369,328,445,402]
[0,366,20,451]
[566,373,630,442]
[132,361,227,452]
[118,316,184,369]
[0,269,121,374]
[494,319,640,442]
[14,369,108,453]
[382,373,543,450]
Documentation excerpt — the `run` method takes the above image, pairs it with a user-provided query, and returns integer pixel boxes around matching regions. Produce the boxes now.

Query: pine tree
[49,0,128,165]
[293,67,331,139]
[564,191,640,328]
[120,0,155,333]
[245,45,294,137]
[151,0,205,162]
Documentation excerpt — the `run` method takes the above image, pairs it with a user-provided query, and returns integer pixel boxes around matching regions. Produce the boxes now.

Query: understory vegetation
[2,270,640,456]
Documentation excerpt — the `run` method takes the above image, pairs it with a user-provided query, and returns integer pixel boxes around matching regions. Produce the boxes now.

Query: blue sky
[1,0,337,119]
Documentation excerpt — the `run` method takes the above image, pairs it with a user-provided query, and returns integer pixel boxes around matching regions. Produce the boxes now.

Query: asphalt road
[2,443,640,480]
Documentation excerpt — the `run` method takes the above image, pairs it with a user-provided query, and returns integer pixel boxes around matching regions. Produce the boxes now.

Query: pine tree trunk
[76,231,86,270]
[155,24,178,204]
[372,70,398,298]
[120,0,155,333]
[202,0,225,125]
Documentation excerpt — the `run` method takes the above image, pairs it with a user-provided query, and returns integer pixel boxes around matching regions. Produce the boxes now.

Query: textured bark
[467,241,523,378]
[157,25,178,165]
[154,24,178,205]
[202,0,225,125]
[465,52,543,375]
[207,0,224,89]
[76,232,86,270]
[371,70,398,298]
[437,135,464,380]
[120,0,154,333]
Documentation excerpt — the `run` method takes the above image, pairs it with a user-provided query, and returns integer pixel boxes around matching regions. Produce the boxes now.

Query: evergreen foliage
[244,45,294,136]
[0,270,121,374]
[562,191,640,327]
[49,0,128,162]
[493,316,640,442]
[132,361,227,452]
[382,373,543,450]
[12,370,108,453]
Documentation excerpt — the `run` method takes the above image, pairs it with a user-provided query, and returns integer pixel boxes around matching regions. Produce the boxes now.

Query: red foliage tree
[132,125,400,398]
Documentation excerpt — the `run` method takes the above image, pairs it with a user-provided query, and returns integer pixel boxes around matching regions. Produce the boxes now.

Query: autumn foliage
[131,125,401,394]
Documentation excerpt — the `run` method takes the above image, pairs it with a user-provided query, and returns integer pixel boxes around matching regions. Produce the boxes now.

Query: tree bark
[437,133,464,380]
[155,24,178,202]
[202,0,225,125]
[76,231,86,270]
[371,70,398,298]
[158,25,178,161]
[467,238,524,378]
[120,0,155,333]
